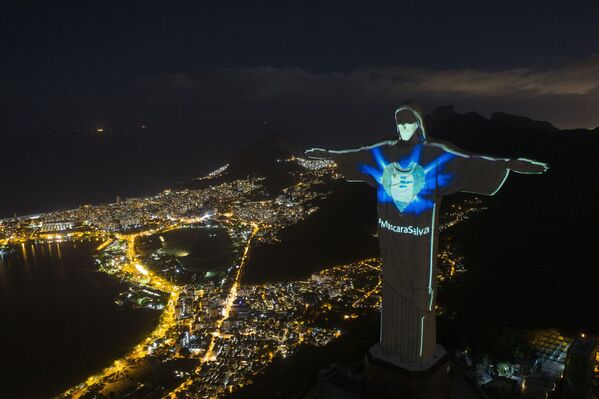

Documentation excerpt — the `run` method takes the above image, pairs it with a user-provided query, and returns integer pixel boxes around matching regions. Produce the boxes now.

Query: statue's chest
[381,162,426,212]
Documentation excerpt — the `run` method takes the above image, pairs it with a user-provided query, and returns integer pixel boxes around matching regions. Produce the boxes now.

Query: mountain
[424,104,460,131]
[226,134,302,177]
[422,108,598,336]
[181,134,303,195]
[490,112,558,132]
[426,106,558,134]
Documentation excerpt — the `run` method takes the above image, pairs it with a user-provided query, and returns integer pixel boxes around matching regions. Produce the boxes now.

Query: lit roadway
[205,224,259,362]
[58,215,212,399]
[167,223,259,398]
[58,217,257,398]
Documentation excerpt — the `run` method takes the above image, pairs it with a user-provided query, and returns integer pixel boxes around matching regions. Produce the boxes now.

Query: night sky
[3,1,599,133]
[1,1,599,215]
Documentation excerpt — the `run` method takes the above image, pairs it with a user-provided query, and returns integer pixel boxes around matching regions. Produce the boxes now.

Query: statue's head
[395,102,426,143]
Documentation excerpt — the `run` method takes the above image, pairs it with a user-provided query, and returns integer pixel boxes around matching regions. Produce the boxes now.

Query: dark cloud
[3,58,599,136]
[135,57,599,129]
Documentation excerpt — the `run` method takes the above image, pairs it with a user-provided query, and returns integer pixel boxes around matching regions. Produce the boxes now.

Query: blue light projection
[358,144,456,215]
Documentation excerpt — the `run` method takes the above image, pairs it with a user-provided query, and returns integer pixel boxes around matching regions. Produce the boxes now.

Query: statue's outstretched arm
[305,148,333,160]
[305,144,387,186]
[304,146,368,160]
[305,139,396,161]
[430,141,549,176]
[507,158,549,174]
[431,140,549,196]
[448,152,549,175]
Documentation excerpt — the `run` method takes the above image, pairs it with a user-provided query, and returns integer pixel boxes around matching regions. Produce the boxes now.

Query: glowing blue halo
[359,145,455,215]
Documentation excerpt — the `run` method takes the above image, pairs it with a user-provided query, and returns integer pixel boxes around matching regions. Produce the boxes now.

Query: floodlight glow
[359,144,455,214]
[135,263,149,276]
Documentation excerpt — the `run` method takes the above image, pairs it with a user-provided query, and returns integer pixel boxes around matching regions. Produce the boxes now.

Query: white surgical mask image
[397,122,419,141]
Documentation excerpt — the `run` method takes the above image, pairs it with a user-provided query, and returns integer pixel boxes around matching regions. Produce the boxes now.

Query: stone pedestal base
[364,343,450,399]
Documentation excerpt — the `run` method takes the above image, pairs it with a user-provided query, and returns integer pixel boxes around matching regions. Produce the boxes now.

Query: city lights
[2,155,483,398]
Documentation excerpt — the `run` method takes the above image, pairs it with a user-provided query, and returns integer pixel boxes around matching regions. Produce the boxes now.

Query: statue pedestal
[364,343,450,399]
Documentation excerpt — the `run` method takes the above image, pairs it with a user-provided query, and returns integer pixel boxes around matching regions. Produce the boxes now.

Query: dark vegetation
[242,181,379,283]
[431,107,598,338]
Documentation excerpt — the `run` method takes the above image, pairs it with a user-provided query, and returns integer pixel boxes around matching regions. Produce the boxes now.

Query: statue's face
[397,122,419,141]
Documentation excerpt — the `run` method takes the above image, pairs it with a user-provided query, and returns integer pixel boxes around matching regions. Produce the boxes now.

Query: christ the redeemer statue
[306,102,547,367]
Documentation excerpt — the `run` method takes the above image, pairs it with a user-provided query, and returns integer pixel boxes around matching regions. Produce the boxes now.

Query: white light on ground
[135,263,149,276]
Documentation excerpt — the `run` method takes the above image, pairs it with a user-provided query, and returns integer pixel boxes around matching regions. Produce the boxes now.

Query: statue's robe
[329,134,510,363]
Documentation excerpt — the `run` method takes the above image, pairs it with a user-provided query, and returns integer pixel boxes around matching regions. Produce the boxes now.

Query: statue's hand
[305,148,330,160]
[508,158,549,174]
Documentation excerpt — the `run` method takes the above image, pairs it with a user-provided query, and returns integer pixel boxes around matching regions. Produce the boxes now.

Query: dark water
[0,130,242,219]
[0,240,160,399]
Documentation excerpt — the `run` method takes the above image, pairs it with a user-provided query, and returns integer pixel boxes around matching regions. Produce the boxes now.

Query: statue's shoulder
[424,137,469,157]
[372,138,398,148]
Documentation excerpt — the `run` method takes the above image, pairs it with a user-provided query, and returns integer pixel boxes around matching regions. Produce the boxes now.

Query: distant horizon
[3,104,597,135]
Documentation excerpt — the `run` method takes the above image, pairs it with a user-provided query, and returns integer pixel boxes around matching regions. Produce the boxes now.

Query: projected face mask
[397,122,419,141]
[395,109,419,141]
